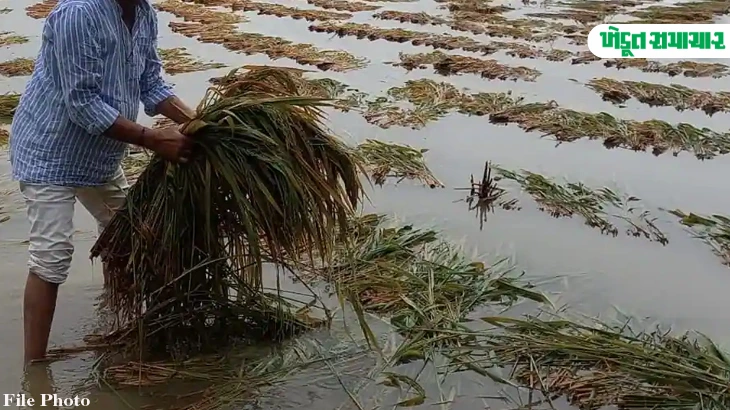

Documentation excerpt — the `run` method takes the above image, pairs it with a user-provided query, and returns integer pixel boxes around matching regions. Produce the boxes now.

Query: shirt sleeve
[139,13,174,116]
[52,5,120,136]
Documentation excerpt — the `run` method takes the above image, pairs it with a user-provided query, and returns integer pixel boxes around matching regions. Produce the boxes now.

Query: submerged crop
[306,0,379,12]
[670,210,730,266]
[348,79,730,159]
[586,78,730,115]
[374,9,583,42]
[234,1,352,21]
[473,316,730,410]
[25,0,55,19]
[361,79,522,129]
[355,139,442,188]
[393,51,542,81]
[0,32,28,47]
[309,22,578,63]
[489,165,668,244]
[604,59,730,78]
[170,21,367,71]
[309,21,498,54]
[0,58,34,77]
[490,103,730,159]
[5,0,730,404]
[629,0,730,23]
[526,0,639,24]
[155,0,245,24]
[158,48,226,75]
[0,93,20,123]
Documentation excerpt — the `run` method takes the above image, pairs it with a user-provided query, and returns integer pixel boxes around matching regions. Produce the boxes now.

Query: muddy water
[2,0,730,407]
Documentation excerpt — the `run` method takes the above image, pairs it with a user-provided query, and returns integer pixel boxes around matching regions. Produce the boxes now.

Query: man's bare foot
[24,273,58,363]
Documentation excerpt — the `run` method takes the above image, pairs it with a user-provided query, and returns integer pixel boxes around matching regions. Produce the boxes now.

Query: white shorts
[19,168,128,284]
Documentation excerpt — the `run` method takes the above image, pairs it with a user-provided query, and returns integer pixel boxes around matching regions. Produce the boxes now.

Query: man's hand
[145,127,193,163]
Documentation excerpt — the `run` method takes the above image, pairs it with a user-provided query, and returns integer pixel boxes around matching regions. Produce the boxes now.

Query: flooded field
[3,0,730,408]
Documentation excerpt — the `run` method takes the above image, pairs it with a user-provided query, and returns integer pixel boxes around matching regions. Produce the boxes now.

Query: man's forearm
[156,96,196,125]
[104,116,151,148]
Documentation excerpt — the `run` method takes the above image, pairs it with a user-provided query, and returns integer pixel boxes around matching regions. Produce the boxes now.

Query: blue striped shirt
[9,0,174,186]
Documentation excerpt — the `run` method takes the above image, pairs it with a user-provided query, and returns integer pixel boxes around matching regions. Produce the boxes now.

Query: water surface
[1,0,730,407]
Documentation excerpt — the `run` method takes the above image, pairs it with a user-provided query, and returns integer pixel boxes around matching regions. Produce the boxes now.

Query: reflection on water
[19,361,149,410]
[21,365,58,410]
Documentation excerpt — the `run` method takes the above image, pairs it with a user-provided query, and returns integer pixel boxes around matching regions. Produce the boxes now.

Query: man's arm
[139,15,196,124]
[53,5,121,137]
[155,96,197,125]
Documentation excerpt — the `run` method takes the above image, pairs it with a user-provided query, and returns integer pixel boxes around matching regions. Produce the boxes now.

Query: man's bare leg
[23,272,59,363]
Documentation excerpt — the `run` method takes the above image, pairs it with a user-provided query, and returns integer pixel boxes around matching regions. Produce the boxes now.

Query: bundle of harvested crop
[91,66,363,358]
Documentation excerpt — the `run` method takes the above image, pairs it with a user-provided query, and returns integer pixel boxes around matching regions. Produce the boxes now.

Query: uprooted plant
[91,67,366,358]
[97,66,465,361]
[209,66,364,110]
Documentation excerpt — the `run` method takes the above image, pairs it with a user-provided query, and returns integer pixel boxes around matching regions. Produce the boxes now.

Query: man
[10,0,197,363]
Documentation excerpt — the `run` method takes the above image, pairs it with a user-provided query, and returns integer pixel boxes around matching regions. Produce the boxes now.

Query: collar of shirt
[107,0,154,51]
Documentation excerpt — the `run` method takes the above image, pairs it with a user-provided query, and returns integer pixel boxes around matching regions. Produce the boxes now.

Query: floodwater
[2,0,730,407]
